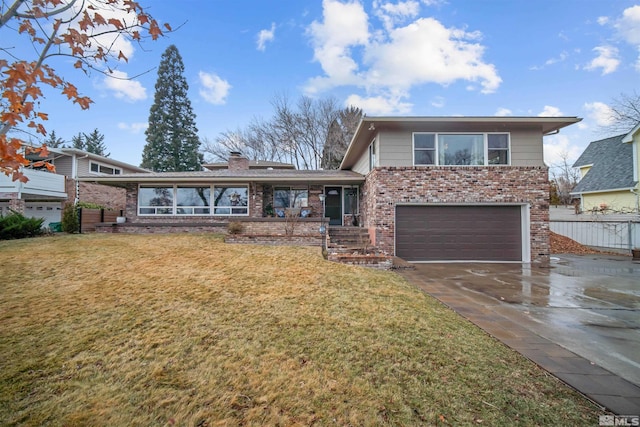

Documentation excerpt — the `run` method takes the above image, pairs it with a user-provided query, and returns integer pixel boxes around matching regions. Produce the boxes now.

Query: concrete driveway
[398,254,640,412]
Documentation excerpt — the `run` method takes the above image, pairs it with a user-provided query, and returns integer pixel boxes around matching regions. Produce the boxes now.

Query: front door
[325,187,342,225]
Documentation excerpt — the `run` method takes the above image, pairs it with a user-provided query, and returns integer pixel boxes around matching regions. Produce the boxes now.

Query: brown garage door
[396,205,522,261]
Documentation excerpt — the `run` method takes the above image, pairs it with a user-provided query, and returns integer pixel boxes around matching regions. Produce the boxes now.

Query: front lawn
[0,234,600,425]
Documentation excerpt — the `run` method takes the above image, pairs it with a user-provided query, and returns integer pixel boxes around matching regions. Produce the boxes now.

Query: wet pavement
[397,254,640,414]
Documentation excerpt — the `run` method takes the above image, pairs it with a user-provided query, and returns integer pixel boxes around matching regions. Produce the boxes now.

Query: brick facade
[79,182,126,212]
[362,166,550,265]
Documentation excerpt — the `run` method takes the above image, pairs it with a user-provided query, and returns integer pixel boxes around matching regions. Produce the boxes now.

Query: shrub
[227,222,243,234]
[76,201,105,210]
[61,204,79,233]
[0,210,45,240]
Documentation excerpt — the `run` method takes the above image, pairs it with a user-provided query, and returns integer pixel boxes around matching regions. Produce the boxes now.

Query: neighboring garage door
[396,205,523,261]
[24,202,63,227]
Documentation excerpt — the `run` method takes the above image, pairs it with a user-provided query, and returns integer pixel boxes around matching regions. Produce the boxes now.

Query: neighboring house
[81,116,580,265]
[0,146,148,226]
[571,125,640,213]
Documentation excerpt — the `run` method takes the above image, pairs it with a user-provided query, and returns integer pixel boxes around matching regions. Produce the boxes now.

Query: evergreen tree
[84,128,109,157]
[71,132,86,150]
[141,45,202,171]
[42,130,64,148]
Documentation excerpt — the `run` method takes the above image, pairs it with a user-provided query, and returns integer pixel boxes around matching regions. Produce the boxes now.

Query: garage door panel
[396,205,522,261]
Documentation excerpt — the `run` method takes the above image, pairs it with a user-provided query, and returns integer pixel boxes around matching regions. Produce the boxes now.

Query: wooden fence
[79,208,120,233]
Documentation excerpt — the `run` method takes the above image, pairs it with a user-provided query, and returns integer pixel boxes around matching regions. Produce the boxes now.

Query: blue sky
[7,0,640,168]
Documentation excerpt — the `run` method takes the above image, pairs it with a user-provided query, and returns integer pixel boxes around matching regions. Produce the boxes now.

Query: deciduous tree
[607,91,640,134]
[201,95,361,170]
[141,45,202,172]
[1,0,169,182]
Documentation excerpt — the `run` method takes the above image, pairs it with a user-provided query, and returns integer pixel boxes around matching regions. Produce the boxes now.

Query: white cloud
[305,0,501,108]
[584,45,620,75]
[597,16,609,25]
[198,71,231,105]
[495,107,512,116]
[617,5,640,45]
[306,0,370,93]
[373,0,420,31]
[345,93,412,115]
[543,134,583,167]
[103,70,147,102]
[257,23,276,51]
[616,5,640,71]
[538,105,563,117]
[584,101,615,127]
[431,96,445,108]
[118,122,147,134]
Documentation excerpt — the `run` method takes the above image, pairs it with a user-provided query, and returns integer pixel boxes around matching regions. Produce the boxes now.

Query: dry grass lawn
[0,234,601,426]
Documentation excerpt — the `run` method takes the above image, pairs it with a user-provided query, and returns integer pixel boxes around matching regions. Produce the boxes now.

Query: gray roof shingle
[572,134,637,193]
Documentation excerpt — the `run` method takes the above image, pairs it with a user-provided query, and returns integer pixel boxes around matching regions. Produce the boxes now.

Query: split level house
[571,123,640,214]
[0,146,148,226]
[82,116,581,265]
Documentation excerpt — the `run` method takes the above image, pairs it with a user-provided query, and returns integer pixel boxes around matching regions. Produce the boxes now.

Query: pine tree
[71,132,86,151]
[83,128,109,157]
[42,130,64,148]
[141,45,202,172]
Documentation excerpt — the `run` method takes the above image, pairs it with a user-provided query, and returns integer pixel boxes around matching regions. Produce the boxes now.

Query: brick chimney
[228,151,249,170]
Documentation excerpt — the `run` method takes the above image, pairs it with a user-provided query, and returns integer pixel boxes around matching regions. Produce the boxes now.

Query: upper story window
[413,133,510,166]
[90,161,121,175]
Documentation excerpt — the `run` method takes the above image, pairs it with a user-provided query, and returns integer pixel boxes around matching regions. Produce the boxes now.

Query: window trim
[368,138,376,171]
[89,160,122,175]
[413,132,511,166]
[138,184,249,216]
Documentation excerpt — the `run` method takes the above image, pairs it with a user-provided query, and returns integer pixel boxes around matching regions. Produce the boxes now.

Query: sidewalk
[398,267,640,415]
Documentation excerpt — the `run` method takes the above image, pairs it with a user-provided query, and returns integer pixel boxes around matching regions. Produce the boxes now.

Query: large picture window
[177,187,210,215]
[413,133,510,166]
[139,187,173,215]
[213,186,248,215]
[138,185,248,216]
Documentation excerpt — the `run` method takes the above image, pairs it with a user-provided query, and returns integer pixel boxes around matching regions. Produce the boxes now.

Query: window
[413,133,510,166]
[139,187,174,215]
[138,185,248,216]
[488,134,509,165]
[369,140,376,171]
[343,187,359,215]
[90,161,121,175]
[438,134,484,165]
[176,187,210,215]
[274,188,308,209]
[213,186,248,215]
[414,133,435,165]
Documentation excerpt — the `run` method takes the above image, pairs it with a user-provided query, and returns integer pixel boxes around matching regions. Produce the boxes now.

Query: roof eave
[571,185,638,195]
[78,175,365,185]
[340,116,582,169]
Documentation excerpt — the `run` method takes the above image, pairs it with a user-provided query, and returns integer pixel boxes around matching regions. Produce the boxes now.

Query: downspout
[72,154,89,204]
